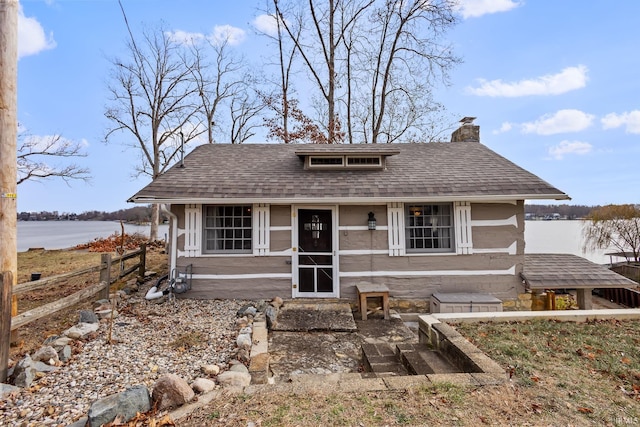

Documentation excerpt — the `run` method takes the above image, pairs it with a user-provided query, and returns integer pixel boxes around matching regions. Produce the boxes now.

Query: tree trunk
[150,203,160,241]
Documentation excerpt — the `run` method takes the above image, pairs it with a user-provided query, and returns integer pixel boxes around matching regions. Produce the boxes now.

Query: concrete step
[395,343,461,375]
[361,343,408,376]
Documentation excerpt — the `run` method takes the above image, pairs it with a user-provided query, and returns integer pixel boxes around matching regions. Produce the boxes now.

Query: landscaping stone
[192,378,216,393]
[0,383,21,396]
[152,374,195,410]
[265,305,277,329]
[79,309,99,324]
[201,364,220,376]
[32,345,59,365]
[87,385,151,427]
[216,371,251,389]
[63,322,99,339]
[58,345,73,362]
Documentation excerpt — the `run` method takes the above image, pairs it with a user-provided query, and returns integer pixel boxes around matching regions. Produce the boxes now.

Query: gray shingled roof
[128,142,569,203]
[522,254,637,289]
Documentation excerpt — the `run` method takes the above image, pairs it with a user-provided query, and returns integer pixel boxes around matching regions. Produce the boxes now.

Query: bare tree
[189,38,246,144]
[104,18,202,240]
[17,129,90,185]
[274,0,369,143]
[269,0,458,144]
[254,2,303,143]
[360,0,458,144]
[228,79,266,144]
[583,204,640,262]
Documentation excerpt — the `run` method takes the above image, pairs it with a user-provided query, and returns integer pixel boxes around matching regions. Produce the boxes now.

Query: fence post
[1,271,13,383]
[99,253,112,300]
[138,243,147,281]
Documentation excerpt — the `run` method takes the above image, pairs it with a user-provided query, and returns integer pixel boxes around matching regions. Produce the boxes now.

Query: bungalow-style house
[128,120,569,304]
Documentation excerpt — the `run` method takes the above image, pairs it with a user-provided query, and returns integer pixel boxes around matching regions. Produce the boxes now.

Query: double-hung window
[405,204,454,252]
[203,205,252,253]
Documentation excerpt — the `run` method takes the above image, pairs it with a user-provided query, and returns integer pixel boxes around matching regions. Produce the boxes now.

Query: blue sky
[16,0,640,213]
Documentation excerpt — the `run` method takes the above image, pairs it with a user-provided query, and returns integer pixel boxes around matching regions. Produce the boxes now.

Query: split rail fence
[8,244,146,332]
[1,245,146,383]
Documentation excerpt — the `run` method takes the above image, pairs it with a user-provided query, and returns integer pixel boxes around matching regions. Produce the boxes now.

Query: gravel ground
[0,293,251,427]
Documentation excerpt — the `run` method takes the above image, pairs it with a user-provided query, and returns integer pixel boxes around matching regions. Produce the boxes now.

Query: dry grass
[181,319,640,427]
[11,246,168,359]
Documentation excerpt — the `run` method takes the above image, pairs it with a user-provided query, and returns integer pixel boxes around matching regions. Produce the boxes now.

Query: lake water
[17,220,613,264]
[17,221,170,252]
[524,220,613,265]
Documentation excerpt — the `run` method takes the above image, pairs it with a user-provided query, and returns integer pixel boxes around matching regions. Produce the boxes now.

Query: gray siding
[168,201,525,301]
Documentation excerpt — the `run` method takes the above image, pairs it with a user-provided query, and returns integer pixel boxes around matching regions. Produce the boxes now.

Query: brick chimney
[450,117,480,142]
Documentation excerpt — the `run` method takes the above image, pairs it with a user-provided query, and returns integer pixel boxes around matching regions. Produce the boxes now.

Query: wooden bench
[356,284,390,320]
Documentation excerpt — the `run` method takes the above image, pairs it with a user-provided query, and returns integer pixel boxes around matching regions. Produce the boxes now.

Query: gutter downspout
[161,204,177,276]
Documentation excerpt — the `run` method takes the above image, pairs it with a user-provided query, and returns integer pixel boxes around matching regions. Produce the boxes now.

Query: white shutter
[454,201,473,255]
[253,204,270,256]
[184,204,201,257]
[387,202,405,256]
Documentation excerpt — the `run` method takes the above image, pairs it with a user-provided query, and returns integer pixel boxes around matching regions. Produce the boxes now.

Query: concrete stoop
[396,343,461,375]
[361,342,463,379]
[361,343,408,376]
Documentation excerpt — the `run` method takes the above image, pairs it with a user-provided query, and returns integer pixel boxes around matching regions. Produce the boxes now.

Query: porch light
[368,212,377,230]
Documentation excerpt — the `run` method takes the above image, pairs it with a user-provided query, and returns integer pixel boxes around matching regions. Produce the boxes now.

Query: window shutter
[454,201,473,255]
[253,204,270,256]
[184,204,201,257]
[387,202,405,256]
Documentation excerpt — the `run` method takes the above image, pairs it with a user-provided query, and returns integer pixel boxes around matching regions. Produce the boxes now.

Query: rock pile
[0,279,279,426]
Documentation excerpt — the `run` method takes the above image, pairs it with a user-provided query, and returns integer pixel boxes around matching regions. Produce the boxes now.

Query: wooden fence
[611,263,640,284]
[9,244,146,331]
[599,287,640,309]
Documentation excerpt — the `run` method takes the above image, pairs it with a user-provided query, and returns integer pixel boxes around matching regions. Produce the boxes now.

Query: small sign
[1,193,17,199]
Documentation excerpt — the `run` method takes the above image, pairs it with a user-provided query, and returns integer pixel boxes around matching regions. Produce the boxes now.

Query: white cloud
[601,110,640,134]
[166,25,246,47]
[18,6,56,59]
[493,122,513,134]
[212,25,246,46]
[467,65,589,97]
[522,109,594,135]
[165,30,205,46]
[548,140,593,160]
[455,0,521,19]
[253,14,279,37]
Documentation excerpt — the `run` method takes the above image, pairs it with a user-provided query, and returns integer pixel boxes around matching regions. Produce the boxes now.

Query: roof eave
[129,192,570,205]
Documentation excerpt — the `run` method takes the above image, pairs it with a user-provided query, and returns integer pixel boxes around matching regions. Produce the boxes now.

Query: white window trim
[454,201,473,255]
[184,204,202,258]
[253,204,270,256]
[387,202,405,256]
[388,201,473,256]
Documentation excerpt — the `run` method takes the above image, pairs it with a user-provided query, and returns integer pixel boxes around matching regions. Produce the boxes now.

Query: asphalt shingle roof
[522,254,637,289]
[128,142,569,203]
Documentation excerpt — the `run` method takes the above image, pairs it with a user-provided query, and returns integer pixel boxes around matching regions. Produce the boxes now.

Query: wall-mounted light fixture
[368,212,377,231]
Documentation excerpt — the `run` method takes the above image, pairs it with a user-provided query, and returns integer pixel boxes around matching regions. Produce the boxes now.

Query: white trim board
[339,266,516,277]
[471,215,517,228]
[193,273,292,280]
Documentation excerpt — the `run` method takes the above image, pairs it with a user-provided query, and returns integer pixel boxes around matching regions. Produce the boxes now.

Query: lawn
[181,318,640,426]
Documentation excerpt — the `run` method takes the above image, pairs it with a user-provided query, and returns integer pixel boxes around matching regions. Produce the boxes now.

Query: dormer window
[306,155,384,169]
[347,156,381,167]
[296,146,399,170]
[309,156,344,167]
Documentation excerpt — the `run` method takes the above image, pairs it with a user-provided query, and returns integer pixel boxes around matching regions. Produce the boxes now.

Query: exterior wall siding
[184,278,291,300]
[168,201,525,302]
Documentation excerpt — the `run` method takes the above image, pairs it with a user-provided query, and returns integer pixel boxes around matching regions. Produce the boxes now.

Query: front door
[294,208,336,297]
